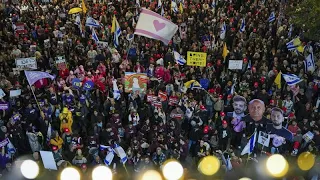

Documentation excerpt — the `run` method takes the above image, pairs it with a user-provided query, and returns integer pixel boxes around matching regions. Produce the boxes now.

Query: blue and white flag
[282,74,303,86]
[211,0,216,8]
[268,12,276,22]
[220,21,226,39]
[158,0,162,8]
[75,14,81,26]
[85,17,100,27]
[112,79,121,100]
[226,155,233,171]
[114,144,128,164]
[113,18,121,48]
[172,0,178,13]
[91,28,99,43]
[241,131,257,155]
[288,24,293,38]
[99,145,110,151]
[173,51,186,65]
[7,139,16,156]
[247,60,252,69]
[239,18,245,33]
[161,6,165,16]
[136,0,140,8]
[304,53,315,73]
[104,151,115,166]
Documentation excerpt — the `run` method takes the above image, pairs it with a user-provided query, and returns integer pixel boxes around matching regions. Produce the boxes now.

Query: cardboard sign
[15,57,37,70]
[0,103,8,110]
[97,41,108,49]
[9,89,21,97]
[303,131,314,142]
[257,131,270,147]
[55,56,67,70]
[44,39,51,48]
[228,60,243,70]
[124,72,148,93]
[40,151,58,170]
[15,23,25,34]
[187,51,207,67]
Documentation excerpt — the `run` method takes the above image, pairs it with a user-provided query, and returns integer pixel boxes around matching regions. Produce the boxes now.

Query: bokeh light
[60,167,81,180]
[162,160,183,180]
[239,178,252,180]
[20,160,39,179]
[92,165,113,180]
[297,152,315,171]
[141,170,162,180]
[266,154,288,178]
[198,155,220,176]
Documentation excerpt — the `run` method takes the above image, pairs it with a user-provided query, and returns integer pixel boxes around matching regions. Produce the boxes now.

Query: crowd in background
[0,0,320,179]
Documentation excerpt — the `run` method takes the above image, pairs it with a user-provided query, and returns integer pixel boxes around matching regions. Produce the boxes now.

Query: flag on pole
[222,42,228,61]
[173,51,186,65]
[25,71,55,86]
[286,37,304,53]
[7,139,16,156]
[91,28,99,43]
[104,151,115,166]
[75,14,84,37]
[171,0,178,13]
[211,0,216,8]
[136,0,140,8]
[220,21,226,39]
[161,6,165,16]
[282,74,303,86]
[274,71,282,89]
[184,80,202,89]
[158,0,162,8]
[304,53,315,73]
[114,144,128,164]
[134,8,178,45]
[112,15,121,48]
[268,12,276,22]
[247,60,251,69]
[179,3,183,13]
[239,18,245,32]
[288,24,293,38]
[81,0,87,14]
[112,79,121,100]
[85,17,100,27]
[241,131,257,155]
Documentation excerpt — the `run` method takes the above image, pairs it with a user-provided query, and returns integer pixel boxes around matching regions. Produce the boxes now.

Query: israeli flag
[114,19,121,48]
[239,18,245,33]
[304,53,315,73]
[112,79,121,100]
[220,21,226,39]
[104,151,115,166]
[85,17,100,27]
[75,14,81,26]
[211,0,216,8]
[7,139,16,156]
[173,51,186,65]
[288,24,293,38]
[136,0,140,8]
[268,12,276,22]
[241,131,257,155]
[226,155,233,171]
[114,144,128,164]
[99,144,110,151]
[161,6,165,16]
[126,34,134,41]
[158,0,162,8]
[282,74,303,86]
[248,60,252,69]
[172,0,178,13]
[286,38,297,51]
[91,28,99,43]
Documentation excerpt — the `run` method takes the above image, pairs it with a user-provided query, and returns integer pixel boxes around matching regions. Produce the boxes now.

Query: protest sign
[40,151,58,170]
[257,131,270,147]
[15,22,25,34]
[30,45,36,52]
[15,57,37,70]
[187,51,207,67]
[97,41,108,49]
[10,89,21,97]
[55,56,67,70]
[44,39,51,48]
[83,80,94,91]
[0,103,8,110]
[124,72,148,93]
[228,60,243,70]
[72,78,82,89]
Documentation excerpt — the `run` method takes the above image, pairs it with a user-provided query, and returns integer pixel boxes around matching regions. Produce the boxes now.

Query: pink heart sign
[153,20,166,31]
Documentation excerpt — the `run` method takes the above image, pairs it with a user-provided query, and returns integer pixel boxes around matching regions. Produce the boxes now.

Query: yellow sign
[187,51,207,67]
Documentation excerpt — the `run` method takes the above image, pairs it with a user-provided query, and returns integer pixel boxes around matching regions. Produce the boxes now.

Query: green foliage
[286,0,320,41]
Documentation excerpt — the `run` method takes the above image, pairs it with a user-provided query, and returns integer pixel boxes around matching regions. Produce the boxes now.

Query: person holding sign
[266,107,293,154]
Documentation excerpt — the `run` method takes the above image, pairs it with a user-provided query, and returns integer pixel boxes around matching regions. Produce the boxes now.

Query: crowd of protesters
[0,0,320,179]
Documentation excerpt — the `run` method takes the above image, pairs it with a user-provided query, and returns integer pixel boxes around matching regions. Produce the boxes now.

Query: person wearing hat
[218,120,231,151]
[59,107,73,134]
[50,131,64,153]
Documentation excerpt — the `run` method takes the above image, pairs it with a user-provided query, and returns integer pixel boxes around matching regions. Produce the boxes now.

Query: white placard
[44,39,51,48]
[257,131,270,147]
[10,89,21,97]
[40,151,58,170]
[97,41,108,49]
[302,131,314,142]
[30,45,36,52]
[15,57,37,70]
[0,89,5,99]
[228,60,243,70]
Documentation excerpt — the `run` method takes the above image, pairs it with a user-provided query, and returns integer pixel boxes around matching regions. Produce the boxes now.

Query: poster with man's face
[248,99,266,121]
[232,95,247,115]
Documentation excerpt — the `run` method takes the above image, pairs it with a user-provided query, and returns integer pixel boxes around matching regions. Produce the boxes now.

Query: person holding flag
[111,15,121,48]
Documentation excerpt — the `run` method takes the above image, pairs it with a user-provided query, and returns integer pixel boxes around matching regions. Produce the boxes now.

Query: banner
[55,56,67,70]
[15,57,37,70]
[187,51,207,67]
[0,138,9,148]
[228,60,243,70]
[0,103,8,110]
[97,41,109,49]
[124,72,148,93]
[257,131,270,147]
[83,80,94,91]
[72,78,82,89]
[15,22,25,34]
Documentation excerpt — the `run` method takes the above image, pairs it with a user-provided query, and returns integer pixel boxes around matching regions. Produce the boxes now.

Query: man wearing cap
[218,120,231,151]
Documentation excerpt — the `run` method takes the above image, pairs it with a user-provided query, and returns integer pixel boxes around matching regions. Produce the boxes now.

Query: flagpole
[29,85,44,116]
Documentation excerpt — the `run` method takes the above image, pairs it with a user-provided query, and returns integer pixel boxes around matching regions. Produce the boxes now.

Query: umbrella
[68,7,82,14]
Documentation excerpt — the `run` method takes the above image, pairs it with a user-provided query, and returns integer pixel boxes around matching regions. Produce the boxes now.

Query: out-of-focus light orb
[198,155,220,176]
[297,152,315,171]
[239,178,252,180]
[92,165,113,180]
[60,167,81,180]
[162,160,183,180]
[266,154,288,177]
[20,160,39,179]
[142,170,162,180]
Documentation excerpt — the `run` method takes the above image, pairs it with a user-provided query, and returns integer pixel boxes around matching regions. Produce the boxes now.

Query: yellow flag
[184,80,196,89]
[82,0,87,14]
[179,3,183,13]
[274,71,282,89]
[222,43,229,61]
[111,15,116,33]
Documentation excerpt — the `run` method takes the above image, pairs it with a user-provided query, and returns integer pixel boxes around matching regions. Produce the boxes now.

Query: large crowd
[0,0,320,179]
